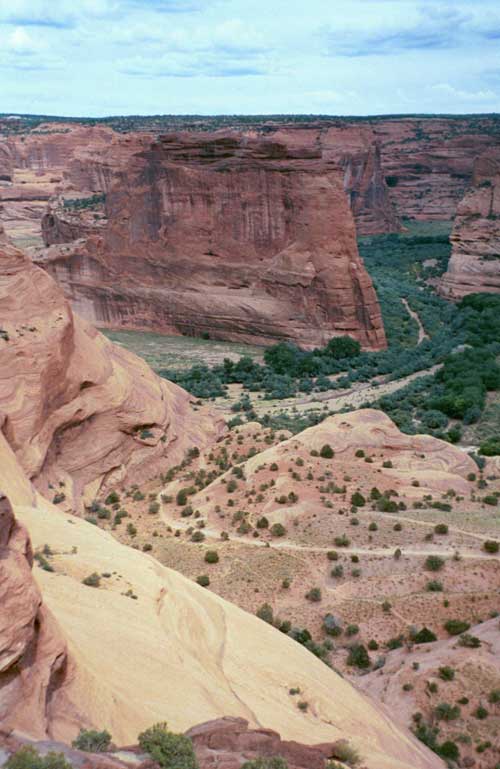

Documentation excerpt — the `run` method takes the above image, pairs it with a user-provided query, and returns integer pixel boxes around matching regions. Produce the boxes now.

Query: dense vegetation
[161,223,500,449]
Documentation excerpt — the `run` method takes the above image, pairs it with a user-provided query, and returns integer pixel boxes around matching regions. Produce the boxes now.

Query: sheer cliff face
[440,148,500,299]
[39,133,386,350]
[251,124,400,235]
[0,228,221,509]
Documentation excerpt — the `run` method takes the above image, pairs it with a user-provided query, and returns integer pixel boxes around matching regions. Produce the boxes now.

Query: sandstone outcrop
[440,147,500,298]
[37,132,386,350]
[0,227,221,509]
[0,493,69,738]
[0,123,148,245]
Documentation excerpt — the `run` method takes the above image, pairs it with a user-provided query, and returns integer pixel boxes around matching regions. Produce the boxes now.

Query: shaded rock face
[0,495,68,737]
[440,148,500,298]
[38,133,386,350]
[0,227,221,509]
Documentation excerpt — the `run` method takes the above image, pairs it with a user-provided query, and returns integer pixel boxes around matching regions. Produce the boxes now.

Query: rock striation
[0,227,220,509]
[37,132,386,350]
[440,147,500,298]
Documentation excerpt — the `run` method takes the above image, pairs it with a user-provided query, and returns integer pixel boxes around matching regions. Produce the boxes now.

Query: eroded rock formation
[0,494,69,738]
[37,133,386,350]
[440,147,500,298]
[0,227,220,509]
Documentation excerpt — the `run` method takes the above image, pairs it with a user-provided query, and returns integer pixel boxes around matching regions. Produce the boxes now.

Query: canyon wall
[0,226,220,509]
[372,117,500,221]
[439,147,500,298]
[37,132,386,350]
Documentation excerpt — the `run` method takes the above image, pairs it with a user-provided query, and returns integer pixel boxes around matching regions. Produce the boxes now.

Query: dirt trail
[159,505,497,562]
[401,298,429,345]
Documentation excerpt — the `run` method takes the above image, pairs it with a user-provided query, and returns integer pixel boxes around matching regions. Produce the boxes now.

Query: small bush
[439,666,455,681]
[413,627,437,644]
[425,555,445,572]
[305,587,322,602]
[320,444,334,459]
[72,728,112,752]
[434,524,448,535]
[204,550,219,564]
[139,722,199,769]
[483,540,499,554]
[474,705,489,720]
[82,572,100,588]
[444,619,470,636]
[458,633,481,648]
[347,644,370,669]
[196,575,210,587]
[351,492,366,507]
[435,703,460,721]
[270,523,286,537]
[334,534,350,547]
[149,502,160,515]
[6,748,73,769]
[426,580,443,592]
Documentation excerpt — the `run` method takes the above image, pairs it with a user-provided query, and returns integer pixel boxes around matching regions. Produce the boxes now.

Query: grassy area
[101,329,264,371]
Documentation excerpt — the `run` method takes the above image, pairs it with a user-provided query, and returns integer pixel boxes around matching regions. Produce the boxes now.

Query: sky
[0,0,499,117]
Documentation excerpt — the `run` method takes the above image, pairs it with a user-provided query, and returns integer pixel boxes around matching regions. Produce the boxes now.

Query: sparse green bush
[6,747,73,769]
[139,722,199,769]
[425,555,445,572]
[204,550,219,564]
[72,728,112,752]
[82,572,100,588]
[444,619,470,636]
[196,575,210,587]
[320,444,334,459]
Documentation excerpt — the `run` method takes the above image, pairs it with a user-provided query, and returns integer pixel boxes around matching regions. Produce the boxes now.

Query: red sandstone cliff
[0,226,220,509]
[36,132,386,350]
[440,147,500,298]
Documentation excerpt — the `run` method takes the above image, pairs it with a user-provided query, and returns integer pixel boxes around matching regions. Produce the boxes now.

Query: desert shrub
[191,531,205,543]
[334,534,350,547]
[439,666,455,681]
[327,550,339,561]
[332,740,362,767]
[426,580,443,592]
[270,523,286,537]
[435,703,460,721]
[346,624,359,637]
[204,550,219,564]
[488,689,500,704]
[368,522,378,532]
[413,627,437,644]
[320,444,334,458]
[351,492,366,507]
[73,729,112,752]
[149,502,160,514]
[323,614,343,637]
[256,603,274,623]
[105,491,120,505]
[425,555,445,572]
[6,748,72,769]
[474,705,489,720]
[439,741,459,761]
[305,587,322,602]
[483,540,499,554]
[241,759,288,769]
[256,516,269,529]
[82,572,100,588]
[331,565,344,578]
[483,495,499,506]
[139,723,199,769]
[196,575,209,587]
[444,619,470,636]
[434,524,448,535]
[479,437,500,456]
[347,644,370,669]
[126,522,137,537]
[458,633,481,648]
